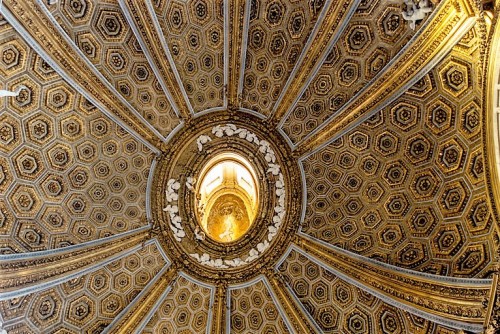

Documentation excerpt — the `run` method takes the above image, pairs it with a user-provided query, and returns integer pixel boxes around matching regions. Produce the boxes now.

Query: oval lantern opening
[196,153,258,243]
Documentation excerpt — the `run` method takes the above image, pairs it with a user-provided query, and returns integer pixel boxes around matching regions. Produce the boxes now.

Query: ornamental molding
[151,111,302,284]
[165,124,286,268]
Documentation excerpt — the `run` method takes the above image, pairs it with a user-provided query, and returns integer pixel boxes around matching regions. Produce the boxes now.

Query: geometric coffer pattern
[0,22,153,253]
[301,27,495,277]
[281,0,436,144]
[0,0,498,333]
[0,242,166,333]
[143,275,212,334]
[230,279,291,333]
[278,250,460,333]
[47,0,181,136]
[241,0,326,116]
[153,0,225,113]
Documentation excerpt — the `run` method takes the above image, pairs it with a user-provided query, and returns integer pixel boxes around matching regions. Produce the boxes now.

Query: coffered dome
[0,0,499,333]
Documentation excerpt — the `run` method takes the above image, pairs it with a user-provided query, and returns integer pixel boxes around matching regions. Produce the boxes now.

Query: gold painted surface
[294,0,476,153]
[278,249,452,333]
[197,157,258,243]
[241,0,330,117]
[210,282,228,334]
[297,235,491,326]
[483,6,500,332]
[0,229,150,293]
[142,275,212,333]
[230,279,292,333]
[47,0,182,135]
[0,242,165,333]
[280,0,440,143]
[107,264,178,334]
[0,20,153,253]
[121,0,192,120]
[266,272,319,334]
[153,113,303,283]
[0,0,499,332]
[228,0,246,109]
[300,24,496,277]
[153,0,225,113]
[3,0,164,148]
[206,194,251,243]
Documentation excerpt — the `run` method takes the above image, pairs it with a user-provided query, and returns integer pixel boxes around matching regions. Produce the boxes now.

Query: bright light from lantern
[196,154,258,243]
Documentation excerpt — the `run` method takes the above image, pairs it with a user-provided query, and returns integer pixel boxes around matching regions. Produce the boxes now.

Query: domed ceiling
[0,0,499,333]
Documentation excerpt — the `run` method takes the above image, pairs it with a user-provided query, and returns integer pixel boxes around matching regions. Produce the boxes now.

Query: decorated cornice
[484,0,500,238]
[483,8,500,332]
[0,227,150,300]
[484,273,499,332]
[294,234,492,332]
